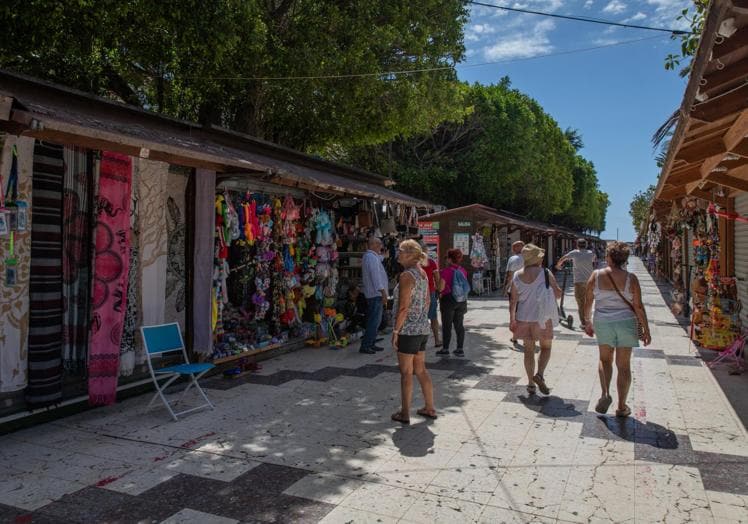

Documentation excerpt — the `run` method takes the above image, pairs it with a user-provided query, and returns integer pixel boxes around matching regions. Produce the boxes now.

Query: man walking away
[556,239,596,328]
[505,240,525,344]
[361,236,388,354]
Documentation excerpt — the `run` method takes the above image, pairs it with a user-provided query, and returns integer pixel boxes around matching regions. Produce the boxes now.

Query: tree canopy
[0,0,469,150]
[629,184,657,234]
[339,81,609,232]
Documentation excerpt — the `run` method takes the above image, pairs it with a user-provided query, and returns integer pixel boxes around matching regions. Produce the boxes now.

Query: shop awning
[0,69,429,208]
[655,0,748,213]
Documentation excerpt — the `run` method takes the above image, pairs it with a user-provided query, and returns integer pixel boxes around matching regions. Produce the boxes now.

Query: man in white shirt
[505,240,525,344]
[556,238,597,328]
[360,236,388,354]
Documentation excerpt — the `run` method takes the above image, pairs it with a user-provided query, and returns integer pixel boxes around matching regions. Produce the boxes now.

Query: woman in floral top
[390,240,436,424]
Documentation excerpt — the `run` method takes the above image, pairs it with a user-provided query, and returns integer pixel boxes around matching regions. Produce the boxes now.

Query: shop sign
[457,221,472,227]
[418,221,440,260]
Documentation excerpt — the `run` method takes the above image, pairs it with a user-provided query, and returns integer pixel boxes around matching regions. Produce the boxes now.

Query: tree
[665,0,709,77]
[0,0,469,150]
[629,185,657,233]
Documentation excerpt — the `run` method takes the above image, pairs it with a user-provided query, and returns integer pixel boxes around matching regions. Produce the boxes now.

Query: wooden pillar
[719,198,735,276]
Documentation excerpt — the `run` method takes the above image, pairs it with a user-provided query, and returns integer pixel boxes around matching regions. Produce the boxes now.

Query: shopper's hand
[509,320,518,333]
[642,330,652,347]
[584,323,595,337]
[392,332,399,351]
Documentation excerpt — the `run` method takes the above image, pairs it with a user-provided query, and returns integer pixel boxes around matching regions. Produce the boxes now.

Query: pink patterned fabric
[88,152,132,406]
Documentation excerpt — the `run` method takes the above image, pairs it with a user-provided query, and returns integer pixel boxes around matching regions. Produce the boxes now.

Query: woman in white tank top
[581,242,651,418]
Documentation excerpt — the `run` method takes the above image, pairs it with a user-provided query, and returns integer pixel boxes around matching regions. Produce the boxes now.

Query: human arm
[509,277,518,333]
[548,271,562,300]
[391,272,415,350]
[555,254,569,271]
[583,271,596,336]
[630,274,652,346]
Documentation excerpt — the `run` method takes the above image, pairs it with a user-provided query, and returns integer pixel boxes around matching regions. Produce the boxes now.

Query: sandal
[391,411,410,424]
[595,395,613,414]
[417,408,438,420]
[615,405,631,418]
[532,374,550,395]
[526,384,537,395]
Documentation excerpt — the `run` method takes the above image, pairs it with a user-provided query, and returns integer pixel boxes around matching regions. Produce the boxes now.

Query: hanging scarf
[61,147,94,374]
[88,152,132,406]
[119,160,140,377]
[164,168,188,326]
[26,141,65,408]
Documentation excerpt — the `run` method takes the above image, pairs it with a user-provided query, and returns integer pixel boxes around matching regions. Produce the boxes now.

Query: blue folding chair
[140,323,215,421]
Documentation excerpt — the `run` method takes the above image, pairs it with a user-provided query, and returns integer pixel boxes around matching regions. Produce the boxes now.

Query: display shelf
[212,342,283,364]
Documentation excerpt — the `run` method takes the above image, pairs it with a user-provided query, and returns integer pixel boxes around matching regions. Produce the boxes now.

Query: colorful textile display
[62,147,94,374]
[88,152,132,406]
[26,141,65,407]
[0,137,34,393]
[164,168,188,327]
[119,161,140,376]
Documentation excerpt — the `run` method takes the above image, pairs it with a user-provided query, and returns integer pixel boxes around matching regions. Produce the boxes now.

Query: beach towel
[26,141,64,407]
[88,152,132,406]
[62,147,94,374]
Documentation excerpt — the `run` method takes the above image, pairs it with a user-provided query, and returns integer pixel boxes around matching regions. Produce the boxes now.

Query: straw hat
[522,243,545,266]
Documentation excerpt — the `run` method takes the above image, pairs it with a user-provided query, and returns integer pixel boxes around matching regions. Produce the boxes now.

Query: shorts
[397,334,428,354]
[593,318,638,348]
[512,320,554,341]
[428,291,438,320]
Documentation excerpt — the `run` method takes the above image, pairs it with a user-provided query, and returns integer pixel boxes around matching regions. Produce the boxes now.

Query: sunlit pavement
[1,259,746,523]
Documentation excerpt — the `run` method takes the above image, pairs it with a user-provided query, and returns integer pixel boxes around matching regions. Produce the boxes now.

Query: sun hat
[521,243,545,266]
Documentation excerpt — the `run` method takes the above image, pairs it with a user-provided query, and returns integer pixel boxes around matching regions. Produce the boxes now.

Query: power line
[186,34,665,82]
[468,0,693,35]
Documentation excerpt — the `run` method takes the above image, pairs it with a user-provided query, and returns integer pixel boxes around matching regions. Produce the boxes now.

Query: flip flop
[526,384,537,395]
[595,395,613,414]
[615,406,632,418]
[391,411,410,424]
[417,408,438,420]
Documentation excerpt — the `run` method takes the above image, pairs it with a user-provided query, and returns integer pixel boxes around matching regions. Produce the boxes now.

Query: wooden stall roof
[655,0,748,213]
[0,69,428,207]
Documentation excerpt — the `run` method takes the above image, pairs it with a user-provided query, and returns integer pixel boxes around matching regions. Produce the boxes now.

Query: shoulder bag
[606,271,647,341]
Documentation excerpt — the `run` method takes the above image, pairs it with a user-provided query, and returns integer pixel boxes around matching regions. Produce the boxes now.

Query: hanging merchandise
[88,152,133,406]
[470,232,489,269]
[26,141,65,408]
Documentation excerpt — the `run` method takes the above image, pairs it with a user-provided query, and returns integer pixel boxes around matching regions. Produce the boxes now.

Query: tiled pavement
[1,259,747,523]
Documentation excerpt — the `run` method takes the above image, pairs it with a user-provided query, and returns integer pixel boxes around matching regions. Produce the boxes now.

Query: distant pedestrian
[582,242,651,418]
[505,240,525,345]
[390,240,436,424]
[556,239,596,328]
[509,244,562,395]
[419,241,443,348]
[360,236,388,354]
[437,248,469,358]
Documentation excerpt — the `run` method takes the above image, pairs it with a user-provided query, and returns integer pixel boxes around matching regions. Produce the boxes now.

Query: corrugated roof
[0,69,429,207]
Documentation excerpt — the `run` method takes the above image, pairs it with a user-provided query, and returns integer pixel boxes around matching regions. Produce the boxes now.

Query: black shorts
[398,334,428,354]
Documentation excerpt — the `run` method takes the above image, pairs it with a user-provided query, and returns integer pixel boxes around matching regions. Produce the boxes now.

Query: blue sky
[458,0,691,240]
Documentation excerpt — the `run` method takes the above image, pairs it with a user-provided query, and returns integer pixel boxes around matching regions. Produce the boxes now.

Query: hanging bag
[606,271,647,341]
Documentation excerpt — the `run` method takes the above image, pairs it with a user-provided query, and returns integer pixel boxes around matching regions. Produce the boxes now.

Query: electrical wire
[186,34,665,82]
[468,0,693,35]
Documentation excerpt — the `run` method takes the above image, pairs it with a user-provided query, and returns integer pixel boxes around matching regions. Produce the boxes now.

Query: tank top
[513,269,546,323]
[392,267,431,336]
[593,270,636,322]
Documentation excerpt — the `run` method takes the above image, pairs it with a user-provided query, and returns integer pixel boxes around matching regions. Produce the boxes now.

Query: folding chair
[140,323,215,421]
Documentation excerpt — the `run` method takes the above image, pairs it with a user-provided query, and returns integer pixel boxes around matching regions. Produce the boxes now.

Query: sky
[458,0,692,241]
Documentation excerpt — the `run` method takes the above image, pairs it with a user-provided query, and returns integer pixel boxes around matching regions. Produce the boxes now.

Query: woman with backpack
[509,244,562,395]
[437,249,469,357]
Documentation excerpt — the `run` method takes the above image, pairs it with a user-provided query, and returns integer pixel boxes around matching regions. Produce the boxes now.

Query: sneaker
[359,347,376,355]
[453,349,465,357]
[436,348,450,356]
[372,345,385,352]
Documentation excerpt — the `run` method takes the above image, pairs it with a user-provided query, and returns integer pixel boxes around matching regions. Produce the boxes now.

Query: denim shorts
[427,291,438,320]
[593,317,638,348]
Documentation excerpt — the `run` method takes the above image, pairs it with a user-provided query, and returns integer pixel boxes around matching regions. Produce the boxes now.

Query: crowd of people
[358,236,651,424]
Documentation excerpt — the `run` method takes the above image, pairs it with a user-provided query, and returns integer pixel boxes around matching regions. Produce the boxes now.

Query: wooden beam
[711,25,748,60]
[700,153,728,179]
[701,56,748,98]
[723,109,748,151]
[0,95,12,121]
[706,171,748,192]
[688,186,729,207]
[676,135,727,162]
[691,83,748,122]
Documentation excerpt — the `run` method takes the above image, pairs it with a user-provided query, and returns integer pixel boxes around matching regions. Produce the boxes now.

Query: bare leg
[397,353,415,416]
[431,318,442,346]
[537,340,552,376]
[523,339,536,386]
[598,345,614,397]
[413,351,435,413]
[615,348,633,410]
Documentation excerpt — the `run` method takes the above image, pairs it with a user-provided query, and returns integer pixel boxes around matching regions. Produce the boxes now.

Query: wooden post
[719,198,735,276]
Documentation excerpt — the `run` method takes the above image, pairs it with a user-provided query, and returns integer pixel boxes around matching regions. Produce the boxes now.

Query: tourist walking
[419,242,443,348]
[582,241,651,418]
[360,236,388,354]
[509,244,562,395]
[505,240,525,344]
[555,238,596,328]
[390,240,436,424]
[437,248,469,357]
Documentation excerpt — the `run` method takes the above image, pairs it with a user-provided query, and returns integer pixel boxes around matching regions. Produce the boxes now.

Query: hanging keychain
[5,231,17,286]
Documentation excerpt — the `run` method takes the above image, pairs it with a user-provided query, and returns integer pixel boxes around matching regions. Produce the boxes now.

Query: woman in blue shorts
[582,242,651,418]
